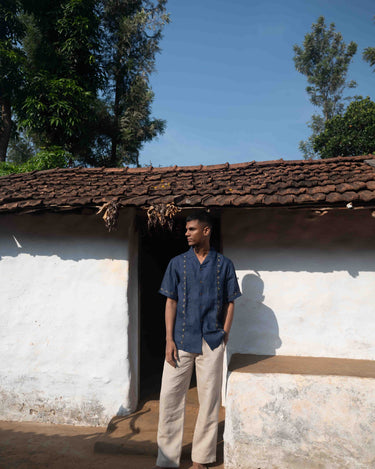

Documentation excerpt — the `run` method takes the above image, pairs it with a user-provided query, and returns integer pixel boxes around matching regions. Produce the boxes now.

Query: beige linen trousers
[156,339,225,468]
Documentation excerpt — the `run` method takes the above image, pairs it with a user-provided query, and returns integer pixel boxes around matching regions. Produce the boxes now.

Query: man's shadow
[228,273,282,358]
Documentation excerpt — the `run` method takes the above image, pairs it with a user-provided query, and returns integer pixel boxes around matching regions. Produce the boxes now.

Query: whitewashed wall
[223,208,375,360]
[222,208,375,468]
[0,210,138,426]
[225,372,375,469]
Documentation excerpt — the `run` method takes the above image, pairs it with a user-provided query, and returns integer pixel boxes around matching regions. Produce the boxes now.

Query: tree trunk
[0,98,12,162]
[109,76,121,167]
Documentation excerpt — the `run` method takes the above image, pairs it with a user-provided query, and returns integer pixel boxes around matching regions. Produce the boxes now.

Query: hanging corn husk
[97,200,119,232]
[147,202,181,230]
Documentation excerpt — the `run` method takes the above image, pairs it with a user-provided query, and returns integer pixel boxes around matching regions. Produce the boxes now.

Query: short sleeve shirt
[159,247,241,353]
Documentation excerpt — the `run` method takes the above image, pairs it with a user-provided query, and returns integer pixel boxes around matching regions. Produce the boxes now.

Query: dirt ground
[0,420,224,469]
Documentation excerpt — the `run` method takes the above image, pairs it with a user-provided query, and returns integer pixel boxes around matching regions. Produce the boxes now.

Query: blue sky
[139,0,375,167]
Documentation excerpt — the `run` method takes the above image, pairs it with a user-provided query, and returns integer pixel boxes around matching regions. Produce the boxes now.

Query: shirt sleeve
[224,260,242,303]
[159,257,179,300]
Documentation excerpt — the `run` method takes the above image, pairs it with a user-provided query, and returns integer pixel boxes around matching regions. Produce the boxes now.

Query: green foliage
[363,16,375,71]
[7,133,35,163]
[0,0,25,84]
[97,0,170,167]
[0,0,169,168]
[117,75,166,165]
[0,0,26,160]
[17,0,102,161]
[21,0,101,89]
[20,73,95,149]
[313,97,375,158]
[27,146,71,170]
[293,16,357,159]
[0,161,25,176]
[298,114,324,160]
[0,146,70,175]
[363,47,375,69]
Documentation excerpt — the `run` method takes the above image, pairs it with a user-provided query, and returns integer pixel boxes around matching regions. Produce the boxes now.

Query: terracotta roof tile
[264,195,283,205]
[278,187,306,196]
[295,193,317,204]
[349,181,367,191]
[202,195,236,206]
[277,194,296,205]
[0,155,375,213]
[311,184,337,194]
[148,195,176,205]
[336,183,356,193]
[309,192,326,203]
[357,190,375,202]
[175,195,203,206]
[326,192,344,203]
[340,191,359,202]
[231,194,265,206]
[120,195,150,206]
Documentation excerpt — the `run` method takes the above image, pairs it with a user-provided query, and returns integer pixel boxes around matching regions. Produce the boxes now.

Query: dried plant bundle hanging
[147,203,181,230]
[97,200,119,232]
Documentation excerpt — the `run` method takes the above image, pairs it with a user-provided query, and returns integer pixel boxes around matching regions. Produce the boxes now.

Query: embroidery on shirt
[181,253,187,346]
[216,254,222,328]
[160,287,170,294]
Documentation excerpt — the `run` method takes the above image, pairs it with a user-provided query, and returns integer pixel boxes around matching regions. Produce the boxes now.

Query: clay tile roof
[0,155,375,213]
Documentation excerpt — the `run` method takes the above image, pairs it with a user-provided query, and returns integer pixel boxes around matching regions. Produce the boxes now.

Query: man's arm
[223,301,234,345]
[165,297,178,367]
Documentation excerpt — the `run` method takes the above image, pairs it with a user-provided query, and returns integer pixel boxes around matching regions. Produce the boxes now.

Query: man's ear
[203,225,211,237]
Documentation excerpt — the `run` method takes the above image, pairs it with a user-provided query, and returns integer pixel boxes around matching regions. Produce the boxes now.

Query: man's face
[185,219,210,247]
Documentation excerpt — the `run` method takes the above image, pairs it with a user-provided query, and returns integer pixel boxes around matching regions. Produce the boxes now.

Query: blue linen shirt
[159,247,241,353]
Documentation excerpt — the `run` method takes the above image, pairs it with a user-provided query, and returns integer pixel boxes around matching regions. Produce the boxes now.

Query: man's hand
[165,339,178,367]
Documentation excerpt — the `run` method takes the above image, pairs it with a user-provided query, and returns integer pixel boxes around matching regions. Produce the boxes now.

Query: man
[154,212,241,469]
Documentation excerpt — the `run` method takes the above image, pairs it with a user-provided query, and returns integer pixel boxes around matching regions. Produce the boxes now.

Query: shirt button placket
[216,255,221,328]
[181,254,187,346]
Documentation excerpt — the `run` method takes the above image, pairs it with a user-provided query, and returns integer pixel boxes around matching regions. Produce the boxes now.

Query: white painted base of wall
[224,371,375,469]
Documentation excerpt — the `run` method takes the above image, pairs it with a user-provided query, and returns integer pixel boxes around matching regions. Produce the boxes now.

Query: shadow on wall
[223,209,375,278]
[232,252,375,279]
[0,212,130,262]
[229,273,282,357]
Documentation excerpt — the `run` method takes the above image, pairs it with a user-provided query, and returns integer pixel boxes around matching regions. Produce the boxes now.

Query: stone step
[94,387,225,458]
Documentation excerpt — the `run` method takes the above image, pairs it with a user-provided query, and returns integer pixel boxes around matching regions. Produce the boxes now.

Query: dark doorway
[138,211,221,400]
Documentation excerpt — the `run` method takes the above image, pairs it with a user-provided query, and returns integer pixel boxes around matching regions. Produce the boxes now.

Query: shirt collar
[188,246,217,266]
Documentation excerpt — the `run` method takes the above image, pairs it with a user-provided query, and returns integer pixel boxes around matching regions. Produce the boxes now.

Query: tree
[293,16,357,159]
[18,0,103,163]
[96,0,169,167]
[312,97,375,158]
[0,0,26,161]
[0,0,169,169]
[363,16,375,71]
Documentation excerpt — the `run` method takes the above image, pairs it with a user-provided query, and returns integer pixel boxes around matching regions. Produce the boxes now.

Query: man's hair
[186,211,213,229]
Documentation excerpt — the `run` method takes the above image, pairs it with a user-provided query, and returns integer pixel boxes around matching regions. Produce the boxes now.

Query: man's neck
[193,243,210,261]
